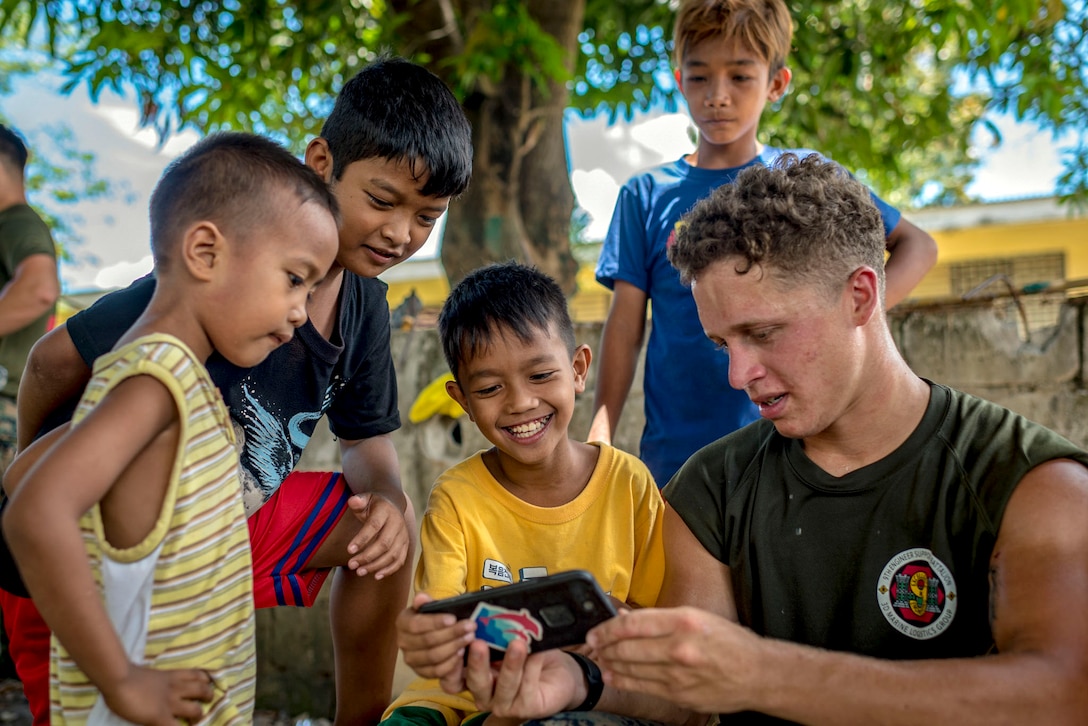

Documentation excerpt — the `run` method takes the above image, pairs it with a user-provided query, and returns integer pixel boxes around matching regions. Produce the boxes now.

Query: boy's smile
[333,156,450,277]
[446,324,590,479]
[506,413,554,440]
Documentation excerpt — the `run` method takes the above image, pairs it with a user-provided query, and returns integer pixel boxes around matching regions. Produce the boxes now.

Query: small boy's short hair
[669,154,886,299]
[439,261,575,382]
[0,124,29,174]
[321,56,473,199]
[149,132,340,267]
[673,0,793,73]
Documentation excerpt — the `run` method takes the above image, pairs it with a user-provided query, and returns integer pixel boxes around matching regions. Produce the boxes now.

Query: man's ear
[445,378,473,422]
[768,66,791,102]
[846,266,881,325]
[571,344,592,394]
[181,221,225,282]
[305,137,334,182]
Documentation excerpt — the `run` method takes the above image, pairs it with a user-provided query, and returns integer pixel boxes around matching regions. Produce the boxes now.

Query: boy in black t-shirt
[0,56,472,726]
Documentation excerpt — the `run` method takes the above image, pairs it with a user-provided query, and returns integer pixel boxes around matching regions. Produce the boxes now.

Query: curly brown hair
[667,153,886,300]
[673,0,793,73]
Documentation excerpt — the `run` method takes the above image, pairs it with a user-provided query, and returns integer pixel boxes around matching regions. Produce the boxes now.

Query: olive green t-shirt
[0,203,57,398]
[666,382,1088,724]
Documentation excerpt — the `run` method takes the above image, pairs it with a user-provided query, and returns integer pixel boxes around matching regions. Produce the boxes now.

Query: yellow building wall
[385,275,451,312]
[910,217,1088,301]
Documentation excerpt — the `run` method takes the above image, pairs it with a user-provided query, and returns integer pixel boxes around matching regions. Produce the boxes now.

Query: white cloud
[966,116,1063,202]
[627,113,695,160]
[94,256,153,290]
[5,73,196,292]
[571,168,621,240]
[95,103,201,156]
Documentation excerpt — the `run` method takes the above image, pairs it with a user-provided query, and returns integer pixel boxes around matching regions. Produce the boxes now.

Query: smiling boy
[1,57,472,726]
[589,0,938,487]
[387,262,665,726]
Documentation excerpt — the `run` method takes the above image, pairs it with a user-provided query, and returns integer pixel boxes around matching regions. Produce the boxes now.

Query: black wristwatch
[568,652,604,712]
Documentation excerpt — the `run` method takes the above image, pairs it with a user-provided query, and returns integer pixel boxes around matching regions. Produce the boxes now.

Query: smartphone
[418,569,617,660]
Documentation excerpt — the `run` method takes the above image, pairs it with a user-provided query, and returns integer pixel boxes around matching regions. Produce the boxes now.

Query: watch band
[568,651,604,712]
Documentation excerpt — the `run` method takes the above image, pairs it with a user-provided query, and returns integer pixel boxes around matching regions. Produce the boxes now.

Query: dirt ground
[0,680,31,725]
[0,679,331,725]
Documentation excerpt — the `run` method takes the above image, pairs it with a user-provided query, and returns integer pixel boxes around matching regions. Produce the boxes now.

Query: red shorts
[0,589,50,726]
[0,469,350,724]
[249,470,351,608]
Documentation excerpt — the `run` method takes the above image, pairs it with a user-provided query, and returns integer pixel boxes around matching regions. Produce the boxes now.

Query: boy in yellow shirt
[386,262,666,726]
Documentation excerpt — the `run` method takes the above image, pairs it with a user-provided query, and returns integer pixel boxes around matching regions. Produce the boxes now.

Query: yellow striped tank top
[50,333,256,725]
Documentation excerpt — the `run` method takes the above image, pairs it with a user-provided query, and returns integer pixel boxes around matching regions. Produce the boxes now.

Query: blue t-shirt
[596,148,902,486]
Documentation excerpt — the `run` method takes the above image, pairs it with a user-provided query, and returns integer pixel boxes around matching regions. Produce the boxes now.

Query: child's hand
[345,493,410,579]
[102,664,213,725]
[610,595,632,612]
[397,593,476,694]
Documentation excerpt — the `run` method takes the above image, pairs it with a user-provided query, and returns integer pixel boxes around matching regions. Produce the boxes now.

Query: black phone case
[418,569,617,659]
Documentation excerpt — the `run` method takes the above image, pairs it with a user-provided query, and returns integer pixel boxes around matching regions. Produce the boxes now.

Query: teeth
[763,395,783,406]
[507,415,551,438]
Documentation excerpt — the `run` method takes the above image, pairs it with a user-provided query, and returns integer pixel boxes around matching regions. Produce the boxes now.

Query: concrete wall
[256,298,1088,714]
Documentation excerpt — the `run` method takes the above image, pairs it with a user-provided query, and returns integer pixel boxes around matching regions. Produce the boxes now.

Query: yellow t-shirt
[384,443,665,726]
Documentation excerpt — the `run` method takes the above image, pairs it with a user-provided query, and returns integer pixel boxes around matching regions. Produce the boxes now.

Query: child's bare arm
[3,423,67,497]
[884,217,938,308]
[589,281,648,445]
[15,324,92,451]
[3,375,212,718]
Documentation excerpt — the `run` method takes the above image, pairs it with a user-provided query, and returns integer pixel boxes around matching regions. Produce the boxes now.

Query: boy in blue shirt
[589,0,938,486]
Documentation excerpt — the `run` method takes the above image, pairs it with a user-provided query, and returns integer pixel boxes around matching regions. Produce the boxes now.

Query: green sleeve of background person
[0,204,57,398]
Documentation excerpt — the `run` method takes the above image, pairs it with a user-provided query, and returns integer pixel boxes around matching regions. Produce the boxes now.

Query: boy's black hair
[0,124,29,174]
[439,261,576,381]
[149,131,340,267]
[320,56,472,199]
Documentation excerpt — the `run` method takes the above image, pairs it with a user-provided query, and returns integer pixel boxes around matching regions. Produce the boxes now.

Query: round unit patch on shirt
[876,548,957,640]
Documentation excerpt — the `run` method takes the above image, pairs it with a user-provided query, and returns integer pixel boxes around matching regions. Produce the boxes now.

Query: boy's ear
[445,378,473,422]
[181,221,226,282]
[768,66,791,102]
[673,67,683,93]
[571,344,592,394]
[305,137,335,182]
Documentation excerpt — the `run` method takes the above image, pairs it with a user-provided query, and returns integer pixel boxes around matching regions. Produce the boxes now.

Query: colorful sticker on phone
[470,601,544,652]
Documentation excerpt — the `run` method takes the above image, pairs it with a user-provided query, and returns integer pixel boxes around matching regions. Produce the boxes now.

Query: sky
[2,71,1064,293]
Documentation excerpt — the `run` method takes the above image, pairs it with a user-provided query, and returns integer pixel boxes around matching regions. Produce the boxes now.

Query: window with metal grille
[949,252,1066,334]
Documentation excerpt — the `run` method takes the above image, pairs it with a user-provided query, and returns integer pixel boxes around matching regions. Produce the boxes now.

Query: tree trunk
[391,0,586,294]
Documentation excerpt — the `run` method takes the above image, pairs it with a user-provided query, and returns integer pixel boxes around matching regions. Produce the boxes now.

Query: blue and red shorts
[249,470,351,607]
